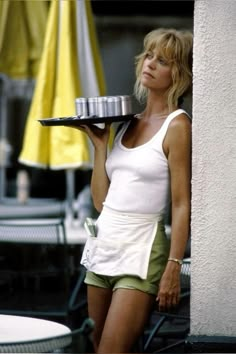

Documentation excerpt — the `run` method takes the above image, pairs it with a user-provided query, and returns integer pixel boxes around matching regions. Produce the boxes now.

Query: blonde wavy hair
[134,28,193,111]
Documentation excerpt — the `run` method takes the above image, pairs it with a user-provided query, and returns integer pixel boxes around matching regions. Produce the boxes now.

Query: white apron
[80,206,162,280]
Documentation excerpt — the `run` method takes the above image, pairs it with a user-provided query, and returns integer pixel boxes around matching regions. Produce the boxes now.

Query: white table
[0,314,71,352]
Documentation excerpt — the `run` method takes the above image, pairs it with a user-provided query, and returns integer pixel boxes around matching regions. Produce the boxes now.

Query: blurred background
[0,0,194,203]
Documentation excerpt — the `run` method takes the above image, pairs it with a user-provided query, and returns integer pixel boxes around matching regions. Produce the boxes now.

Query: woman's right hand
[68,123,111,150]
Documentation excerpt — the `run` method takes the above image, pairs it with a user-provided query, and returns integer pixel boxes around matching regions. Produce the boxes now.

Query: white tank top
[104,109,189,215]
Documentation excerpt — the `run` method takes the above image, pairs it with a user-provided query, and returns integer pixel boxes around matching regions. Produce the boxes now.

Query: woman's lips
[142,71,154,78]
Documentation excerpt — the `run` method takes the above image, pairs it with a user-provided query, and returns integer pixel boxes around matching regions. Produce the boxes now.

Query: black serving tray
[38,114,135,126]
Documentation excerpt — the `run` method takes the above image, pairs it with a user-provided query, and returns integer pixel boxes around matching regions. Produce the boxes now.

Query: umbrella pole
[65,168,75,224]
[0,74,11,201]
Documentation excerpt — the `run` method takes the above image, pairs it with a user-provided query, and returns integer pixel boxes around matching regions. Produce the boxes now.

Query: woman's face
[141,49,173,92]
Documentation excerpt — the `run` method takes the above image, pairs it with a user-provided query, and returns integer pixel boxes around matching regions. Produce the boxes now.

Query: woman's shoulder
[165,111,191,145]
[169,108,191,120]
[168,110,191,129]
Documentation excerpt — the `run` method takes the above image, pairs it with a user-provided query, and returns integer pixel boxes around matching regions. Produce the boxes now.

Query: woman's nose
[148,58,156,69]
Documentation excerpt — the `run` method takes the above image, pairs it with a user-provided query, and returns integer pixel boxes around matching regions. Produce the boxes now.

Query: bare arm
[91,143,110,212]
[68,123,111,212]
[157,114,191,311]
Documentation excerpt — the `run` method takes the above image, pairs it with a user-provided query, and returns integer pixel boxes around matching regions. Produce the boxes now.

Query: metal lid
[120,95,131,101]
[97,96,107,102]
[88,97,98,102]
[75,97,87,102]
[107,96,121,102]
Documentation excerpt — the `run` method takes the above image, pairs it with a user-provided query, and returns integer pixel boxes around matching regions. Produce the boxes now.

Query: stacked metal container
[75,95,132,118]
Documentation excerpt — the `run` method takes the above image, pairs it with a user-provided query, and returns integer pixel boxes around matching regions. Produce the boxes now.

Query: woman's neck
[138,101,178,121]
[145,91,178,116]
[144,100,170,118]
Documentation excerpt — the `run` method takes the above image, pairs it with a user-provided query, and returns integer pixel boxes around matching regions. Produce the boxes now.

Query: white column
[191,0,236,336]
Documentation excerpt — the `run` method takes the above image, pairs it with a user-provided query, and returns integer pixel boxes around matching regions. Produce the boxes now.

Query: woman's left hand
[156,262,181,312]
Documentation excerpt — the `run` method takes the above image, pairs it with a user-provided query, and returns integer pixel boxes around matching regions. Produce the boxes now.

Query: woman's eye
[146,52,154,60]
[157,57,167,65]
[145,52,168,65]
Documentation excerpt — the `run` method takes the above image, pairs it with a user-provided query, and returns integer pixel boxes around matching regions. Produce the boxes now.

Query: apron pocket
[82,237,152,280]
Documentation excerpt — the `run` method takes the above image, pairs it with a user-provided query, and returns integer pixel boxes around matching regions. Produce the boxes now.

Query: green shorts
[84,220,170,296]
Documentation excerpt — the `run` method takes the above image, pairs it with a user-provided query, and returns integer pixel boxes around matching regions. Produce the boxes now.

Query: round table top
[0,314,71,343]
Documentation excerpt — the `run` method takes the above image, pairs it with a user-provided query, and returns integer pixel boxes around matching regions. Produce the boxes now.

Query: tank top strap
[157,109,191,142]
[114,121,129,143]
[115,109,191,146]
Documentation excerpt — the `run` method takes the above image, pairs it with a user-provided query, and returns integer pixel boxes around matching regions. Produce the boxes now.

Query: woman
[76,28,192,353]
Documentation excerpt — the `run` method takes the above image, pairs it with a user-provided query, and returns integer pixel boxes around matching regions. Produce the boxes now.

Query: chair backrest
[141,258,191,353]
[0,218,66,244]
[180,258,191,292]
[0,217,89,325]
[0,198,66,220]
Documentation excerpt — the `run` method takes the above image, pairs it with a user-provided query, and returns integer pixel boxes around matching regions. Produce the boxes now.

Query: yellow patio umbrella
[0,0,48,199]
[0,0,48,79]
[19,0,106,169]
[18,0,106,218]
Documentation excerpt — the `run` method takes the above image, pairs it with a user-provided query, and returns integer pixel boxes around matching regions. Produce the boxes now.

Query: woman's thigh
[98,288,155,353]
[87,285,113,350]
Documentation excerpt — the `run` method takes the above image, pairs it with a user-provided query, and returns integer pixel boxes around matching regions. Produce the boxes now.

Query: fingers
[64,122,111,150]
[171,294,180,308]
[156,292,180,312]
[64,122,111,136]
[65,124,86,132]
[105,122,111,130]
[66,123,102,137]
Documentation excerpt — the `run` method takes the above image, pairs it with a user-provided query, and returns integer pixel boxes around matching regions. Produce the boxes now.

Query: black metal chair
[0,218,87,325]
[141,258,191,353]
[0,317,94,353]
[0,197,66,220]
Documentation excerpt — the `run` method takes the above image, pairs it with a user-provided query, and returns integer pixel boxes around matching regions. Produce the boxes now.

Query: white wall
[191,0,236,336]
